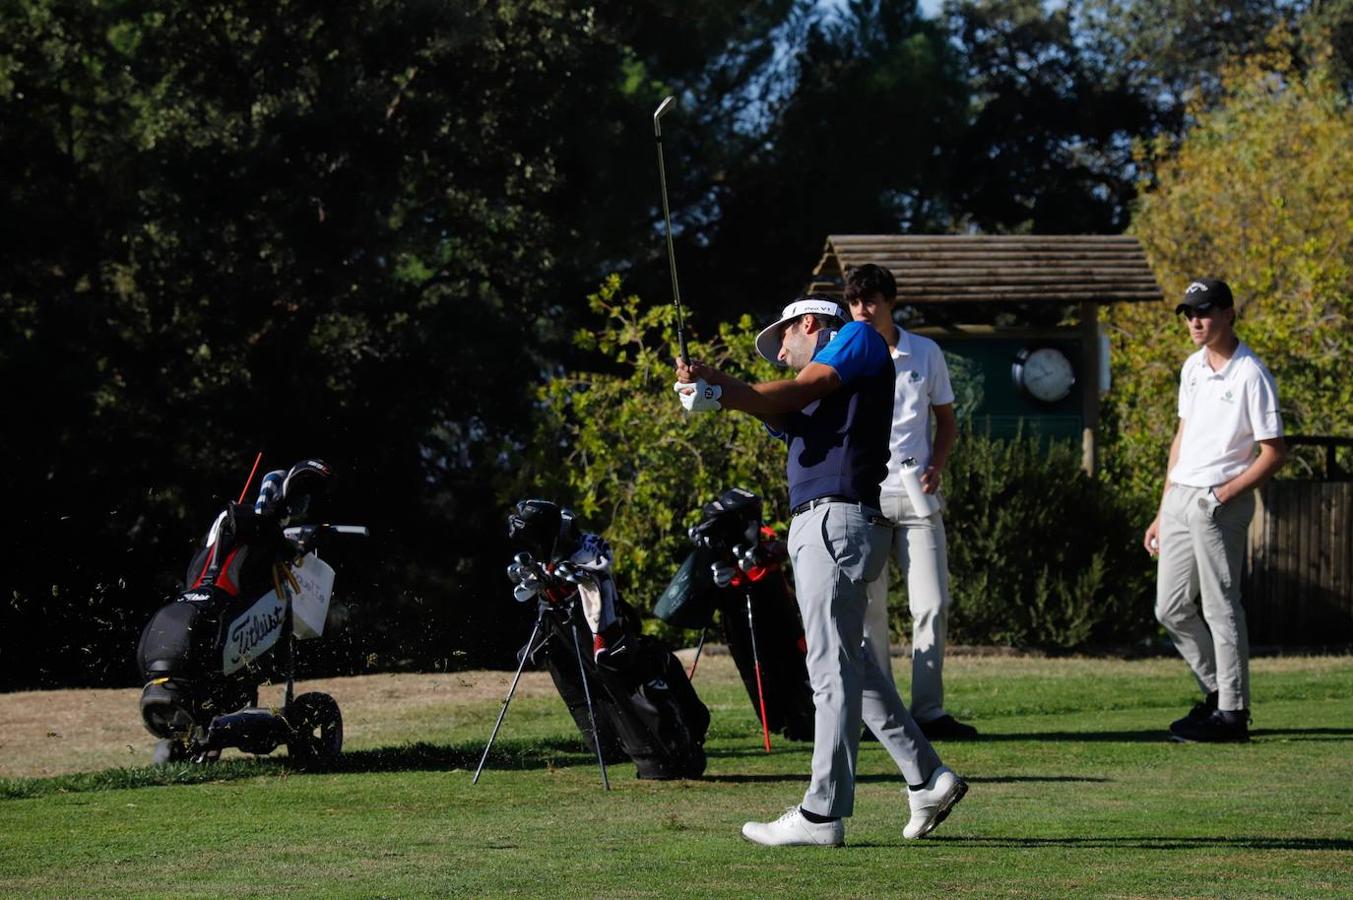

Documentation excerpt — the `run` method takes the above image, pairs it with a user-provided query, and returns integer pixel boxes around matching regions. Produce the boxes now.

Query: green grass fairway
[2,655,1351,897]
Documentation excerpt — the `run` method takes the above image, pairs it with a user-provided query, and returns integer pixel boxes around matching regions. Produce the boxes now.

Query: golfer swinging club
[673,296,966,847]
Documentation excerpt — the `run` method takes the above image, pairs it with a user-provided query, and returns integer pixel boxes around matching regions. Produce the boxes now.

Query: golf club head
[653,95,677,135]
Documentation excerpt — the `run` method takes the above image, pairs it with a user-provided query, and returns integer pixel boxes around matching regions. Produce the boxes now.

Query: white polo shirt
[1170,340,1283,488]
[879,328,955,494]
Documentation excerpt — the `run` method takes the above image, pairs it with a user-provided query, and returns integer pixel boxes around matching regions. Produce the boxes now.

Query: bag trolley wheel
[286,692,343,767]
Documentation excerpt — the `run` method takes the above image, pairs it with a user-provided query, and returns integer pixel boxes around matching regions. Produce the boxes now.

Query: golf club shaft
[571,621,610,790]
[746,592,772,752]
[653,96,688,365]
[687,625,707,679]
[472,617,542,785]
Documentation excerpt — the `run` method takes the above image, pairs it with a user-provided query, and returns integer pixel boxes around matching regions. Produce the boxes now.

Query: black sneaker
[1169,709,1250,743]
[918,714,979,741]
[1168,691,1219,733]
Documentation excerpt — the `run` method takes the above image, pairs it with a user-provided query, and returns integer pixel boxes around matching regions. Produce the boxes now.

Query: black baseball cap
[1175,278,1234,315]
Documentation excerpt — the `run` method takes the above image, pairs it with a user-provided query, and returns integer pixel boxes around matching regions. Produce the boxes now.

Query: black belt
[790,495,890,527]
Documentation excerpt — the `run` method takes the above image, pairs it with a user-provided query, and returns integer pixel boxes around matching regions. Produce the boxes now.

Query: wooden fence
[1245,480,1353,647]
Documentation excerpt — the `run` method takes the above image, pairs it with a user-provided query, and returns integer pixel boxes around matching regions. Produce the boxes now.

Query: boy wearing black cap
[1143,278,1286,742]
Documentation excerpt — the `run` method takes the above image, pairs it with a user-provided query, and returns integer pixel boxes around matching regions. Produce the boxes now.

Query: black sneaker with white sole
[1169,708,1250,743]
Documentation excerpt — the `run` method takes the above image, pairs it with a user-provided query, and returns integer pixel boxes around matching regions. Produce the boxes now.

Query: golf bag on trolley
[656,487,816,742]
[135,459,366,766]
[497,500,709,781]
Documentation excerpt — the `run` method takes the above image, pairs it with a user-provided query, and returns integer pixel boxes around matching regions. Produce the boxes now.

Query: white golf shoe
[903,766,968,839]
[741,807,845,847]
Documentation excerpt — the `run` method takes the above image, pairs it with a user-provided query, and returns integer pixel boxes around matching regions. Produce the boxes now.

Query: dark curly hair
[843,263,897,304]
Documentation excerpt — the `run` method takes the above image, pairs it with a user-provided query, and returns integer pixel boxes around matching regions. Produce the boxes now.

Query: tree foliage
[1072,0,1309,129]
[941,0,1156,233]
[943,429,1156,650]
[1106,36,1353,497]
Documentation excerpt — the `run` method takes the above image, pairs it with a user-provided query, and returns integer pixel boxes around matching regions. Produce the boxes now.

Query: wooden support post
[1079,302,1100,475]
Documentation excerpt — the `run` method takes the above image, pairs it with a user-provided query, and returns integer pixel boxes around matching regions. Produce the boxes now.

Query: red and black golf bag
[655,488,815,742]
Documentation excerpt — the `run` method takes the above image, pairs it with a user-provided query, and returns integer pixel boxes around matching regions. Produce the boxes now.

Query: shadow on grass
[975,727,1353,743]
[699,773,911,784]
[965,775,1112,784]
[928,836,1353,852]
[701,773,1113,785]
[0,736,609,801]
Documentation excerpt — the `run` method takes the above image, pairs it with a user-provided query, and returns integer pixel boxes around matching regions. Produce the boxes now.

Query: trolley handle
[283,523,370,553]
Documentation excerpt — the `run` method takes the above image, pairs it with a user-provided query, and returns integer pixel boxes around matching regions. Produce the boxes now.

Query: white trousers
[789,501,943,818]
[1155,484,1256,711]
[863,491,952,723]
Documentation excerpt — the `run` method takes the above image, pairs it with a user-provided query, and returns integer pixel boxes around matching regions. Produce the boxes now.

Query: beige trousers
[864,491,952,723]
[1155,484,1256,711]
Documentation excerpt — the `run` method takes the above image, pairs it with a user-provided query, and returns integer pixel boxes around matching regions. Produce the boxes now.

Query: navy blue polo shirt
[774,321,894,510]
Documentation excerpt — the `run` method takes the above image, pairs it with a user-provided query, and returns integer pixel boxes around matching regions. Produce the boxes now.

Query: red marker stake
[747,593,772,752]
[236,451,263,504]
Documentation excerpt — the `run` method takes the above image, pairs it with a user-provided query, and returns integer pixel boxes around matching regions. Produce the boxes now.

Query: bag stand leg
[472,610,544,785]
[687,626,708,679]
[747,591,772,752]
[571,619,611,791]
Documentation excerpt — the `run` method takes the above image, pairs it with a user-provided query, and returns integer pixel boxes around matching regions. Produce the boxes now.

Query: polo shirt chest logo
[1221,389,1235,404]
[908,370,923,384]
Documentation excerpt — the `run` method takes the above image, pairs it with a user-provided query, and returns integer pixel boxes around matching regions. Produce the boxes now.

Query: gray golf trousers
[863,491,952,723]
[788,501,943,818]
[1155,484,1256,711]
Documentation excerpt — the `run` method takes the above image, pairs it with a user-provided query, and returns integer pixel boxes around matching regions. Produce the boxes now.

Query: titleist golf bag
[503,500,709,780]
[136,460,366,766]
[656,488,815,742]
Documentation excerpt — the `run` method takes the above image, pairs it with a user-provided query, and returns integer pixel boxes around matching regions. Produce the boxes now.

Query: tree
[1073,0,1309,131]
[1105,37,1353,499]
[670,0,966,324]
[941,0,1157,233]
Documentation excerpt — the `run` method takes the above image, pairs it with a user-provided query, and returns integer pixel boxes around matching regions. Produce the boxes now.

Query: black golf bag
[136,460,361,765]
[505,500,710,780]
[529,594,708,779]
[656,488,816,742]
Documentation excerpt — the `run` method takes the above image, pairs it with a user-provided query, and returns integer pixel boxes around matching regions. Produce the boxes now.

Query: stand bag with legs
[476,500,709,784]
[655,487,816,743]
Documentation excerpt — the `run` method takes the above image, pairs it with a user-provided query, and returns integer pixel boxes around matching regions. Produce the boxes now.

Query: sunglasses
[1178,306,1216,321]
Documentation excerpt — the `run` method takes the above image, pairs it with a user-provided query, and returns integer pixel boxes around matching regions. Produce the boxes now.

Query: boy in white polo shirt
[846,264,976,740]
[1143,278,1286,743]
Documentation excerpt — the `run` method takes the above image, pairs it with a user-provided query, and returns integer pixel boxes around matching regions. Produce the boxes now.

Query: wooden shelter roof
[806,234,1163,304]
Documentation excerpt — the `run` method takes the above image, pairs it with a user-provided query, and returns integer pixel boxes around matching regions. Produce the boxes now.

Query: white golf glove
[674,379,722,412]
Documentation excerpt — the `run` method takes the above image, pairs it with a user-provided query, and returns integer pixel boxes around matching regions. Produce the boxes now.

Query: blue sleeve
[812,321,888,385]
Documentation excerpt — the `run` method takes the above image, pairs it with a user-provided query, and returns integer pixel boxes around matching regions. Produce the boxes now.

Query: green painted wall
[935,336,1084,441]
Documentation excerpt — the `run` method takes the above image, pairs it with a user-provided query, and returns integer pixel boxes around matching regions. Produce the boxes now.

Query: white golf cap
[755,297,848,363]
